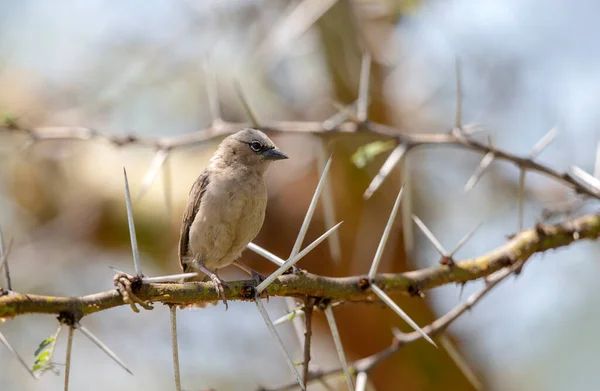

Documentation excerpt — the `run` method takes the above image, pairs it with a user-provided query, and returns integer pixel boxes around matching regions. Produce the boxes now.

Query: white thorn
[370,284,437,348]
[324,306,354,391]
[123,167,142,277]
[255,298,306,390]
[411,215,447,258]
[368,185,405,279]
[247,242,285,266]
[257,222,343,294]
[530,126,559,158]
[464,152,495,193]
[76,323,133,375]
[289,155,333,258]
[363,144,407,200]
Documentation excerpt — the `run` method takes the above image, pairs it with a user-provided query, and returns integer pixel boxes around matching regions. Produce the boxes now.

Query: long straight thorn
[594,141,600,179]
[440,335,483,391]
[255,298,305,390]
[357,51,372,122]
[368,185,405,279]
[355,372,368,391]
[235,79,260,128]
[517,169,526,231]
[363,144,407,200]
[464,152,495,193]
[0,227,12,290]
[449,221,483,258]
[0,332,37,379]
[455,57,463,131]
[137,149,169,201]
[256,222,343,294]
[412,214,448,258]
[64,327,74,391]
[530,126,559,158]
[317,145,341,263]
[204,58,222,124]
[570,166,600,192]
[371,284,437,347]
[247,242,285,267]
[142,273,198,283]
[123,167,142,277]
[76,323,133,375]
[290,154,333,258]
[324,306,354,390]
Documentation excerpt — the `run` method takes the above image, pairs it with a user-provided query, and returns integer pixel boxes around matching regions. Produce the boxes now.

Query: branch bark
[1,213,598,319]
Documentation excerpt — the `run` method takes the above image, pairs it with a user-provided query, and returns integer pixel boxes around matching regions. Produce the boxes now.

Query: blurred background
[1,0,600,390]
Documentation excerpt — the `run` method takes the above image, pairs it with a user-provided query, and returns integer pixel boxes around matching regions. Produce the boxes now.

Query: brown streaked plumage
[178,128,288,309]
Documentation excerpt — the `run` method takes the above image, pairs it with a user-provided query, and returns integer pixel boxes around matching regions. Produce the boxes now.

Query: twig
[302,298,315,388]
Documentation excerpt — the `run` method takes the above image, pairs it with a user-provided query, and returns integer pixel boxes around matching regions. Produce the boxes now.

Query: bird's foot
[113,273,153,313]
[198,265,229,310]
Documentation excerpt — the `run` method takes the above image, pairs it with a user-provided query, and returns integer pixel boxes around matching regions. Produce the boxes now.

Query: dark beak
[262,147,288,160]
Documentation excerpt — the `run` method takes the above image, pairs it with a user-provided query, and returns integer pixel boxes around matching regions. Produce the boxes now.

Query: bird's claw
[113,273,153,313]
[208,273,229,310]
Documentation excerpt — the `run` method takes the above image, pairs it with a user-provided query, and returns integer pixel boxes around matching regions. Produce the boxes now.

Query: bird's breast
[188,173,267,269]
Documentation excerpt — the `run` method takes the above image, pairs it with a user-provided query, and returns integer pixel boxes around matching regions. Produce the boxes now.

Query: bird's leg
[198,264,229,310]
[233,260,266,283]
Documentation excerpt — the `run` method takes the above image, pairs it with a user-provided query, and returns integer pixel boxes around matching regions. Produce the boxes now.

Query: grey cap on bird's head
[233,128,288,160]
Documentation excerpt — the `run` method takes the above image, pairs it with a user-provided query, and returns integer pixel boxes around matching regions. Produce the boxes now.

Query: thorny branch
[262,261,523,391]
[1,212,599,318]
[3,116,600,200]
[2,57,600,391]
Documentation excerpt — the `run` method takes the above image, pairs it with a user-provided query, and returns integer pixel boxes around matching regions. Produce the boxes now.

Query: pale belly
[188,177,267,271]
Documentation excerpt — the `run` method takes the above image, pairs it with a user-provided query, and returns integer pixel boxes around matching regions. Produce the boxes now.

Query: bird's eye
[250,141,263,152]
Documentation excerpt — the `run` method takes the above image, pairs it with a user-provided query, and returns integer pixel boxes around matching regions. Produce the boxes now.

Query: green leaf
[31,335,59,376]
[351,140,397,168]
[34,336,54,357]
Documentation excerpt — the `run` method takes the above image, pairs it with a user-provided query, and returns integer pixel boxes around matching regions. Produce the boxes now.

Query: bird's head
[215,128,288,172]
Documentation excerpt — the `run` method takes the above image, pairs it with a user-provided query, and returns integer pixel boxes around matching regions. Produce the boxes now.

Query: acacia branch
[3,117,599,200]
[265,261,521,391]
[1,213,598,320]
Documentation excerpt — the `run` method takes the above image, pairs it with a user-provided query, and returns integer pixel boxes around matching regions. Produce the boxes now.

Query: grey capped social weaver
[178,128,288,309]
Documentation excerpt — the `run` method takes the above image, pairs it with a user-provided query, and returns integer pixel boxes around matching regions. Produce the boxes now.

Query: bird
[178,128,288,309]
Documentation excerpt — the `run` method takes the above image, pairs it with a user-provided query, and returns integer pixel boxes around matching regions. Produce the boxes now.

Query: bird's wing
[178,169,210,271]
